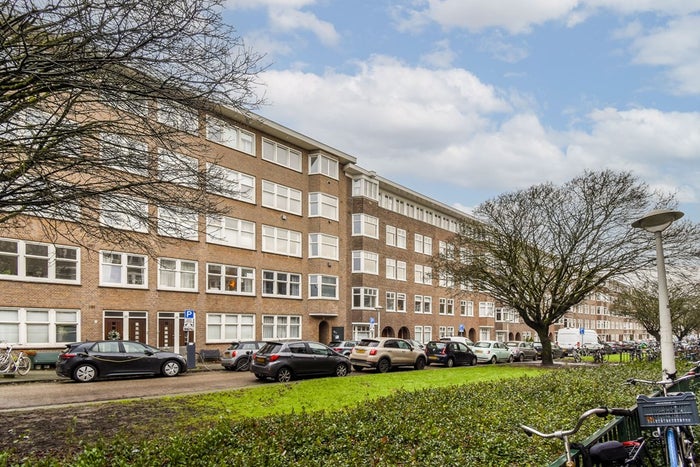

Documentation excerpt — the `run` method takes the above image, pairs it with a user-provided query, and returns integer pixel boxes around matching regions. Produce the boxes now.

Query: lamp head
[632,209,684,233]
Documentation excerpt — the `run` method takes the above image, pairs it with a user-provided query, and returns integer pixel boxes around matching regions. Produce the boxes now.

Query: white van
[556,328,601,355]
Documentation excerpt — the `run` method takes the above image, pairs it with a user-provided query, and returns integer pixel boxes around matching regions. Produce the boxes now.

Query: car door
[394,339,413,365]
[496,342,510,361]
[452,342,468,365]
[287,342,315,376]
[121,341,161,374]
[307,342,336,375]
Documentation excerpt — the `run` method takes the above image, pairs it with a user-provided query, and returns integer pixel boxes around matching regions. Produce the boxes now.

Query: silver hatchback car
[221,341,266,371]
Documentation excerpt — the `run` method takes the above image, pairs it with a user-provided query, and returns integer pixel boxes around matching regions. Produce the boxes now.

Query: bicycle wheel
[665,427,684,467]
[679,426,696,467]
[0,353,11,372]
[16,355,31,375]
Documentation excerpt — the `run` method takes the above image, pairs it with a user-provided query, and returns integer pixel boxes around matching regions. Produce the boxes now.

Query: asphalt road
[0,368,262,412]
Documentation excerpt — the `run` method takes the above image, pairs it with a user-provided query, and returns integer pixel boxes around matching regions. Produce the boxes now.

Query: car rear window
[357,339,379,347]
[426,342,446,351]
[258,343,283,355]
[228,342,241,350]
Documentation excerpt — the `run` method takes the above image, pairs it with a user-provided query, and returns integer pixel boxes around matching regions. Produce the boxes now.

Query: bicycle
[570,347,582,363]
[593,348,605,364]
[626,369,700,467]
[0,344,32,376]
[521,406,653,466]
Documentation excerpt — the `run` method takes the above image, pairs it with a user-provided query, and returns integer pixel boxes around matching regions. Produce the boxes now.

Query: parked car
[221,341,266,371]
[250,340,351,382]
[440,336,475,349]
[472,341,513,364]
[56,340,187,383]
[406,339,426,351]
[425,341,477,367]
[533,342,564,359]
[350,337,427,373]
[328,340,358,356]
[506,341,538,362]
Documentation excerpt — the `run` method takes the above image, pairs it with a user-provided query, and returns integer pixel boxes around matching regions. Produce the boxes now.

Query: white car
[472,341,514,364]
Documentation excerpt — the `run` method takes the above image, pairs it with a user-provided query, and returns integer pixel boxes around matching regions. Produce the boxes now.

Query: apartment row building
[0,101,648,354]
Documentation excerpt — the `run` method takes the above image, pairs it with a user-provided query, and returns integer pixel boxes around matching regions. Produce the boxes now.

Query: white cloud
[420,40,456,68]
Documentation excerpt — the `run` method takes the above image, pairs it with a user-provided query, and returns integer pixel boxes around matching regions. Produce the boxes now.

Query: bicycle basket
[636,392,699,428]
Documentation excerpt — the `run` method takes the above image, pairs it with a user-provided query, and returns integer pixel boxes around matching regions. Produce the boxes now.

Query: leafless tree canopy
[433,170,700,364]
[0,0,264,252]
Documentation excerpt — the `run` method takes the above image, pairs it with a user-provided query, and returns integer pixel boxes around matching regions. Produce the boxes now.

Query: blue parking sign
[185,309,195,319]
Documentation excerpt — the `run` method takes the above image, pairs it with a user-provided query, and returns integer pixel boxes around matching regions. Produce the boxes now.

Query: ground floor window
[206,313,255,342]
[262,315,301,340]
[414,325,433,344]
[0,307,79,346]
[352,324,371,341]
[479,327,492,341]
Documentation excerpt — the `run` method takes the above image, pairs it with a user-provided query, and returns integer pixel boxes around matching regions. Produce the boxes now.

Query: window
[262,138,302,172]
[439,298,454,315]
[157,101,198,134]
[352,214,379,238]
[352,176,379,200]
[397,293,406,312]
[414,265,432,285]
[262,180,302,215]
[309,153,338,179]
[206,313,255,342]
[205,116,254,155]
[352,250,378,274]
[309,193,338,220]
[0,239,79,284]
[262,315,301,340]
[158,206,198,240]
[206,215,255,250]
[424,296,432,314]
[0,308,79,345]
[414,295,432,314]
[262,270,301,298]
[460,300,474,317]
[262,225,302,257]
[308,233,338,260]
[100,195,148,232]
[158,149,199,187]
[309,275,338,299]
[100,251,147,288]
[385,259,406,281]
[157,258,197,291]
[100,133,148,176]
[206,264,254,295]
[206,163,255,203]
[414,326,432,345]
[478,301,495,318]
[386,226,407,248]
[386,292,396,311]
[414,234,433,255]
[352,287,378,309]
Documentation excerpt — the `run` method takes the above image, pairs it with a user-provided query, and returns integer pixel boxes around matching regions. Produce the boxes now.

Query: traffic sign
[579,327,585,335]
[184,309,195,319]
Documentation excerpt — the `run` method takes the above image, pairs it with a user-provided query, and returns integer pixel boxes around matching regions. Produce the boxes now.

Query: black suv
[250,340,351,382]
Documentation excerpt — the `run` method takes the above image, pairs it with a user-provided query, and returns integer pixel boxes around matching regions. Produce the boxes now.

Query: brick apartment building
[0,103,648,354]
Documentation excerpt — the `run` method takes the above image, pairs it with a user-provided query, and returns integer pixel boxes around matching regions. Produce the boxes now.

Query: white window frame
[158,206,198,241]
[352,213,379,238]
[157,258,198,292]
[479,301,495,318]
[0,307,80,346]
[206,313,256,342]
[100,195,148,233]
[386,291,396,311]
[262,225,302,257]
[206,162,255,203]
[0,238,80,285]
[100,133,149,176]
[308,233,339,260]
[460,300,474,317]
[158,149,199,188]
[262,138,302,172]
[309,192,338,221]
[262,270,301,298]
[205,115,255,155]
[309,275,338,300]
[206,215,255,250]
[352,287,378,309]
[309,153,339,179]
[414,265,432,285]
[414,233,433,255]
[262,180,302,215]
[352,176,379,200]
[99,251,147,289]
[206,263,255,295]
[396,293,407,312]
[262,315,302,340]
[157,101,198,134]
[352,250,378,275]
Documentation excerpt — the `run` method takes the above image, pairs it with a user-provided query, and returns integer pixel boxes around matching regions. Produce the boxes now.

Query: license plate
[355,349,365,354]
[255,356,265,364]
[429,356,438,361]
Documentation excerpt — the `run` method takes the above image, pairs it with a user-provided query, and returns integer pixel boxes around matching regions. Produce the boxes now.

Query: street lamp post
[632,208,684,380]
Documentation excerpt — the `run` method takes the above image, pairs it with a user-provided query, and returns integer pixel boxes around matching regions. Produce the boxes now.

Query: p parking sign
[184,309,195,319]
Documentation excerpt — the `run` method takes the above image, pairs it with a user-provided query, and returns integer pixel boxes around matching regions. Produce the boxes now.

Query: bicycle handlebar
[626,369,699,388]
[520,406,632,439]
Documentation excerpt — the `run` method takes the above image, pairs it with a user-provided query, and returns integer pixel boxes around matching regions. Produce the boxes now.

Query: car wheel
[518,354,524,362]
[491,356,497,365]
[508,355,514,363]
[446,357,455,368]
[335,363,349,377]
[235,357,250,372]
[377,358,391,373]
[414,357,426,370]
[469,356,477,366]
[73,363,97,383]
[352,365,364,372]
[162,360,181,377]
[276,367,293,382]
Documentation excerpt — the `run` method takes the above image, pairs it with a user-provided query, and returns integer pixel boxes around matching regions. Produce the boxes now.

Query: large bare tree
[1,0,264,253]
[433,170,700,365]
[612,277,700,343]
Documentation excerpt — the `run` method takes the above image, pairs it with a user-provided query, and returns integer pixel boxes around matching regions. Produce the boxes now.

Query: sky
[222,0,700,224]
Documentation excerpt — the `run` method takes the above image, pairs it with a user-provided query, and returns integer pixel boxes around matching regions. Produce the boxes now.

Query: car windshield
[506,342,517,347]
[228,342,241,350]
[357,339,379,347]
[328,342,341,347]
[258,343,283,355]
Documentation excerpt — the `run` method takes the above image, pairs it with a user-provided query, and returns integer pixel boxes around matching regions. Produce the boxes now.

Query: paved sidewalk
[0,369,62,384]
